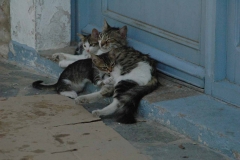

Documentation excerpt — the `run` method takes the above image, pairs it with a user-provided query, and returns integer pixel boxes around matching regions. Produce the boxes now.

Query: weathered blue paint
[102,0,201,50]
[8,41,63,78]
[139,94,240,159]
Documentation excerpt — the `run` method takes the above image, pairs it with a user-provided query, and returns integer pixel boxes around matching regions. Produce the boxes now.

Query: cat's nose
[87,50,89,52]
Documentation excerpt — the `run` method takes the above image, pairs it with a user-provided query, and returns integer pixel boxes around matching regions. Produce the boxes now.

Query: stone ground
[0,60,231,160]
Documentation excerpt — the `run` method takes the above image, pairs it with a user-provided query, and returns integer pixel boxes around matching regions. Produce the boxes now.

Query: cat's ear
[91,28,99,40]
[103,19,111,32]
[89,52,102,65]
[77,33,85,41]
[119,26,127,39]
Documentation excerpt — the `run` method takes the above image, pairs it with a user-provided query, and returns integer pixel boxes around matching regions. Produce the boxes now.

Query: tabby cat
[75,47,159,124]
[75,46,159,123]
[52,29,100,68]
[32,20,128,99]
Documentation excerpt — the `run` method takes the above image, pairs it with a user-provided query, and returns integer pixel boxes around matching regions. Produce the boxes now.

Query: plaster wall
[10,0,36,49]
[10,0,71,51]
[35,0,70,50]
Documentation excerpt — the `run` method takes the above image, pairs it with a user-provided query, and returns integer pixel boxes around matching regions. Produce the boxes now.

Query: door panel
[102,0,203,65]
[107,0,201,42]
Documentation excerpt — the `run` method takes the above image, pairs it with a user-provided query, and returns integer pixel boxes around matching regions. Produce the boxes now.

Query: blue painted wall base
[8,41,63,78]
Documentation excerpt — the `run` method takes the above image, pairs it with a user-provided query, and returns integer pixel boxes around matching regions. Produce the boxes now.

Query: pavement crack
[53,119,102,127]
[51,149,78,154]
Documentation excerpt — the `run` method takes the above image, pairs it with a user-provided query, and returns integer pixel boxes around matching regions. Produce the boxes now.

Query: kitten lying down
[52,28,100,68]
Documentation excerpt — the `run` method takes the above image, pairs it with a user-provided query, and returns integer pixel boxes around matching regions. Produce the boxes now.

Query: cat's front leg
[75,92,102,104]
[59,60,75,68]
[75,85,114,104]
[52,53,67,61]
[92,99,119,117]
[102,77,115,85]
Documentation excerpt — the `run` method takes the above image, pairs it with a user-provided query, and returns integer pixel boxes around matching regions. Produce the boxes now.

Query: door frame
[204,0,240,107]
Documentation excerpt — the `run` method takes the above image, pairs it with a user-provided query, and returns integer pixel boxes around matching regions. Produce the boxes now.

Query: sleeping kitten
[32,20,128,99]
[75,47,159,124]
[52,28,100,68]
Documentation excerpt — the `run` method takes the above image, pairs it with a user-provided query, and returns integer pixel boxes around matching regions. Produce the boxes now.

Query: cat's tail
[114,76,159,124]
[32,80,57,91]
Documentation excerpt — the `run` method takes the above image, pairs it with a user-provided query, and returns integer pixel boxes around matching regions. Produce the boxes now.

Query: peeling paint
[28,5,34,14]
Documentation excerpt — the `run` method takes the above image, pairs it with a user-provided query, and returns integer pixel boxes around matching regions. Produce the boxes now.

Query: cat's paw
[52,53,66,61]
[59,60,68,68]
[92,110,101,117]
[75,96,90,104]
[103,77,114,85]
[96,80,103,86]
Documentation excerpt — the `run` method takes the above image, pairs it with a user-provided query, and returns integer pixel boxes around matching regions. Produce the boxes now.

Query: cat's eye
[111,63,115,67]
[83,45,86,47]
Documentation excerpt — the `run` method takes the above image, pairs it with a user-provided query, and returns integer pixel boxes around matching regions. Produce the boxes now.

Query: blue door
[72,0,206,88]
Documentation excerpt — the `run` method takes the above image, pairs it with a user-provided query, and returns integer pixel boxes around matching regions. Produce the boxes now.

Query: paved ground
[0,60,231,160]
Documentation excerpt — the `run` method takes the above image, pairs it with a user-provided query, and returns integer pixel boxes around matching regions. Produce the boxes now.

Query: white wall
[10,0,36,49]
[10,0,71,51]
[35,0,71,50]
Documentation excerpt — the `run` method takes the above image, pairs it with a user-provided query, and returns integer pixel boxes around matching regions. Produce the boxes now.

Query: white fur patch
[96,48,111,55]
[60,91,78,98]
[82,41,99,54]
[92,99,119,117]
[111,62,152,86]
[59,60,75,68]
[63,79,90,92]
[75,90,103,104]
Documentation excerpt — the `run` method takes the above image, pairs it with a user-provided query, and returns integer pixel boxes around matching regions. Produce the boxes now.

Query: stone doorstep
[8,44,239,159]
